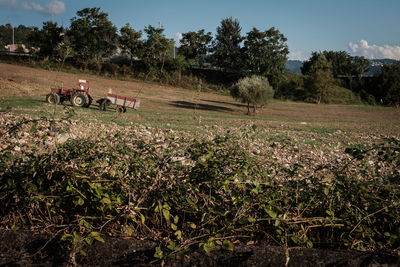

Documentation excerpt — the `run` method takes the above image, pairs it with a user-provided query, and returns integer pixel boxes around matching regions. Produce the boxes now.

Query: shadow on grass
[169,101,233,112]
[200,99,246,108]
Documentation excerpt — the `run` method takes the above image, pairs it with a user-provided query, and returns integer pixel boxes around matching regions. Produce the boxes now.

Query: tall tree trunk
[161,52,166,73]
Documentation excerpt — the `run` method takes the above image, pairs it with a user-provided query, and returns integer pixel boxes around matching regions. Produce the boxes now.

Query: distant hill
[285,60,303,74]
[285,59,399,76]
[366,59,398,75]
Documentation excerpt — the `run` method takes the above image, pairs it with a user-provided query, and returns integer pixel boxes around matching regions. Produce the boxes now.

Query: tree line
[0,7,399,109]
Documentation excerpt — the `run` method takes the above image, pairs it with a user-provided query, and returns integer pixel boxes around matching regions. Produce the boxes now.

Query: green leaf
[189,223,197,229]
[266,209,277,218]
[175,230,182,240]
[78,248,87,256]
[101,197,111,204]
[323,187,329,196]
[202,240,215,253]
[125,227,133,236]
[171,223,177,230]
[248,216,256,223]
[74,196,84,206]
[61,233,73,241]
[222,240,234,251]
[154,247,163,259]
[167,241,176,251]
[89,231,104,243]
[140,213,146,224]
[162,209,170,223]
[173,215,179,224]
[85,236,94,245]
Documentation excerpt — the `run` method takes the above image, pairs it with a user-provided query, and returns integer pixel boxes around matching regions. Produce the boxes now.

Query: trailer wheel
[46,93,60,104]
[116,106,124,113]
[71,92,88,107]
[97,98,109,111]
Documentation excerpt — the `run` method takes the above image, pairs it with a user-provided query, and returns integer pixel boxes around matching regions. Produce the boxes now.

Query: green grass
[1,94,399,145]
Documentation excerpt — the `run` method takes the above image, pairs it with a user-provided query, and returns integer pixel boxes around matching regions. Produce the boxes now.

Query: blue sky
[1,0,400,60]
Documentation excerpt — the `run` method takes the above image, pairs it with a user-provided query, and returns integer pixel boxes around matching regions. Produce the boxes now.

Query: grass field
[1,62,399,136]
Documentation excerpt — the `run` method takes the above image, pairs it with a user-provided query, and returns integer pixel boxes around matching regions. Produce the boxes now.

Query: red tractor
[45,79,93,108]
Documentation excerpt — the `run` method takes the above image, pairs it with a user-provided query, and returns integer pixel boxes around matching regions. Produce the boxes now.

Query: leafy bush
[101,62,119,76]
[330,86,362,104]
[230,75,274,114]
[275,74,305,101]
[1,121,399,258]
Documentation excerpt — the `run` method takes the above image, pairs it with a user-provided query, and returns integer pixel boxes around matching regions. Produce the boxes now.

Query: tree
[0,24,34,45]
[55,37,74,69]
[142,25,174,74]
[243,27,289,88]
[303,53,335,104]
[371,62,400,107]
[119,23,143,65]
[68,7,118,62]
[28,21,63,58]
[351,56,370,80]
[302,51,370,90]
[301,52,333,75]
[212,17,244,73]
[178,29,212,67]
[230,75,274,114]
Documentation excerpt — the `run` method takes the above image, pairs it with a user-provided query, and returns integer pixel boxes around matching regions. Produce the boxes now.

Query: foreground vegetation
[1,109,399,263]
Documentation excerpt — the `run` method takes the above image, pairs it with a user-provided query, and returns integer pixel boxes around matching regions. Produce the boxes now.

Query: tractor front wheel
[71,92,89,107]
[46,93,60,104]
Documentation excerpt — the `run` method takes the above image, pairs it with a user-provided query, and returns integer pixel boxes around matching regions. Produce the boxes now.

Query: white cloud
[44,0,65,15]
[174,32,183,46]
[174,32,183,41]
[349,40,400,60]
[288,50,308,61]
[0,0,66,15]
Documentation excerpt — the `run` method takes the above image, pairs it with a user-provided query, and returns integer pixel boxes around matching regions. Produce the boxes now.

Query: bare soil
[1,231,399,266]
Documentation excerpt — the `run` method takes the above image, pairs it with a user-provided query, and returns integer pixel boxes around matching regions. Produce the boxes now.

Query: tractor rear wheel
[71,92,89,107]
[46,93,60,104]
[85,95,93,108]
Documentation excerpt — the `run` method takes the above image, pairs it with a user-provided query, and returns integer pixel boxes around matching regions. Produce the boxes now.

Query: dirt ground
[1,231,399,266]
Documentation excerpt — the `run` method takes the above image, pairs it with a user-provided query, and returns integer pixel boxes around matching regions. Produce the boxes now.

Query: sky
[1,0,400,60]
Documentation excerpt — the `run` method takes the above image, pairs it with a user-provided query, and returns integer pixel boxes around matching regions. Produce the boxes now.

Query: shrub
[230,75,274,114]
[101,62,119,76]
[275,74,306,101]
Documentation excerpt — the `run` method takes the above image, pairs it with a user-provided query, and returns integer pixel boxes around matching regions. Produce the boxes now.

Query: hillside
[285,59,399,76]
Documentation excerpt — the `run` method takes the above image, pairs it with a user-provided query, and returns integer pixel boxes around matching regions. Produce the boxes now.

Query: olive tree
[230,75,274,114]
